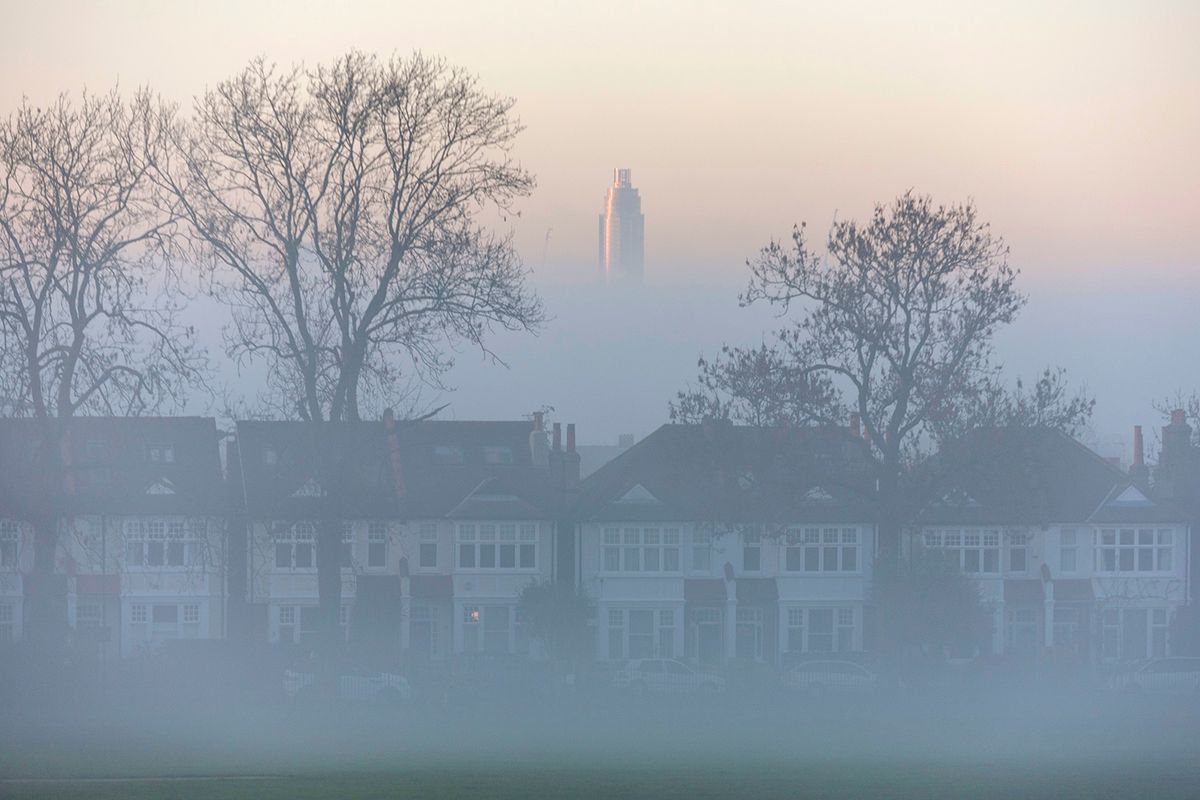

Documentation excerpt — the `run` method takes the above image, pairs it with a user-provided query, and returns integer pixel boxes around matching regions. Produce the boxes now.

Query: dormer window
[433,445,465,465]
[483,446,514,465]
[146,443,175,464]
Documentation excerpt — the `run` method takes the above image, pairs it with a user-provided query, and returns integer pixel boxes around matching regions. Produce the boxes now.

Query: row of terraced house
[0,412,1196,665]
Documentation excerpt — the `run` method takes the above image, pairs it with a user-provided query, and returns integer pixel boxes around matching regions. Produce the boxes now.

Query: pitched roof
[575,423,877,523]
[914,426,1186,526]
[233,419,566,520]
[0,416,225,517]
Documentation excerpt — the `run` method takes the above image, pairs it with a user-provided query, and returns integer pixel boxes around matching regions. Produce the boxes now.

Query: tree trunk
[316,516,343,693]
[25,421,70,669]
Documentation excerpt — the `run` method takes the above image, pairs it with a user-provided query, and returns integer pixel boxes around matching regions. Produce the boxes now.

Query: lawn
[2,689,1199,799]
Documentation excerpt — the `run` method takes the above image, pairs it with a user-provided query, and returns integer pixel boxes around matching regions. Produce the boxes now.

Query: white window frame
[418,523,439,570]
[0,520,21,568]
[1059,528,1078,574]
[606,607,676,660]
[784,527,861,573]
[125,518,205,570]
[1097,528,1175,574]
[601,526,681,574]
[367,522,389,570]
[0,602,14,642]
[272,522,317,571]
[921,528,1000,575]
[785,606,858,654]
[691,529,713,572]
[457,523,538,572]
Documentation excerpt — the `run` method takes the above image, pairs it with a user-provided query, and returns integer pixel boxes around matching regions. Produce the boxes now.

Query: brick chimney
[849,412,861,439]
[548,422,563,475]
[529,411,549,467]
[1161,409,1192,471]
[1130,425,1149,485]
[382,408,407,499]
[564,423,581,486]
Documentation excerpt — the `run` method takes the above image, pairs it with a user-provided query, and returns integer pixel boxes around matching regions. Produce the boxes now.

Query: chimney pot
[1133,425,1144,467]
[849,412,861,438]
[532,411,544,432]
[567,423,576,453]
[1171,409,1187,426]
[552,423,562,452]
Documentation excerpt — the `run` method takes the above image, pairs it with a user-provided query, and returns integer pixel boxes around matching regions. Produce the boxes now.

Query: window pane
[643,547,660,572]
[459,544,476,568]
[499,544,516,569]
[663,548,679,571]
[603,547,620,571]
[479,545,496,569]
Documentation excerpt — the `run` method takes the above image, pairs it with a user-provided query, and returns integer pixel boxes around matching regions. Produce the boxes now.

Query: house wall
[250,517,555,656]
[580,521,875,664]
[909,523,1190,661]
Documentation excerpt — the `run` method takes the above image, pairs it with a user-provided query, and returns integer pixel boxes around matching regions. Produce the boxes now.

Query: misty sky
[2,0,1197,454]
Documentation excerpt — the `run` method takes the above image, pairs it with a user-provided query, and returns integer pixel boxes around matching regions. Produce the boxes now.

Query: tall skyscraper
[598,168,644,282]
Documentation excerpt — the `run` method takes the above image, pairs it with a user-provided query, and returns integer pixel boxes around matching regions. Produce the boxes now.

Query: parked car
[283,666,412,703]
[785,660,877,695]
[1111,657,1200,694]
[612,659,725,695]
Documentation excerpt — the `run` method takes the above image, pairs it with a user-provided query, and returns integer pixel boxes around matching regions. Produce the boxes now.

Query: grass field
[2,688,1199,799]
[5,760,1200,800]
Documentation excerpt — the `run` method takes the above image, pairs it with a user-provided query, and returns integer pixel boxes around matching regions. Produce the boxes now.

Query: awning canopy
[1004,579,1045,605]
[736,577,778,605]
[684,578,726,604]
[410,574,454,601]
[1053,579,1094,604]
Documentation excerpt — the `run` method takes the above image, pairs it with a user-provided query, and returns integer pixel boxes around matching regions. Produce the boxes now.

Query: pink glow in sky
[2,1,1197,289]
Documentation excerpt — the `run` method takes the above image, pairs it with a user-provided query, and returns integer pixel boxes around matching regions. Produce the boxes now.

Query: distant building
[598,168,644,282]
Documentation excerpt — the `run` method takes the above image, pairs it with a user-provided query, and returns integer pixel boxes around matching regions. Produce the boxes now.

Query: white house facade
[575,423,878,666]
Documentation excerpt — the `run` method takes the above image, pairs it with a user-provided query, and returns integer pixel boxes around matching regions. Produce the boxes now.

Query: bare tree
[0,89,204,651]
[684,193,1026,561]
[158,52,544,661]
[926,367,1095,444]
[671,343,843,427]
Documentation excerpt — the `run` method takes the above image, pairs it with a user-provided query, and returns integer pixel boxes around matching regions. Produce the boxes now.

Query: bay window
[418,524,438,569]
[367,522,388,569]
[786,607,858,653]
[1,521,20,568]
[922,529,1000,574]
[742,530,762,572]
[606,607,677,659]
[692,530,712,571]
[1098,528,1175,573]
[785,528,860,573]
[458,523,537,571]
[1059,529,1077,573]
[601,526,680,573]
[125,519,204,569]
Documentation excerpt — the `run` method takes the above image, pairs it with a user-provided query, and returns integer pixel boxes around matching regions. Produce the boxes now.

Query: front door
[693,608,723,665]
[1122,608,1148,660]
